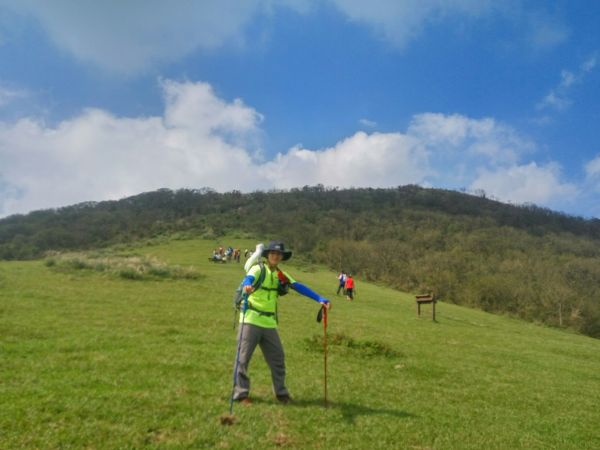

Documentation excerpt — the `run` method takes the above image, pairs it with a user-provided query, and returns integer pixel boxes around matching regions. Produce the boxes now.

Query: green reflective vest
[242,264,296,328]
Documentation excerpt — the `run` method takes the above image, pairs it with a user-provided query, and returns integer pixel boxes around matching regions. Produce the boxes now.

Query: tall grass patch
[45,251,202,281]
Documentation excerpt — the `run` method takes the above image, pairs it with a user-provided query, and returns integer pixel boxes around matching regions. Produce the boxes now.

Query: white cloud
[407,113,534,166]
[585,155,600,178]
[0,80,264,216]
[1,0,556,74]
[581,155,600,216]
[585,154,600,195]
[470,162,577,205]
[260,131,428,188]
[161,79,263,137]
[0,0,320,74]
[330,0,496,49]
[1,0,271,74]
[261,113,549,202]
[527,13,569,50]
[0,84,28,107]
[407,114,578,207]
[0,80,586,217]
[537,53,598,112]
[582,54,598,72]
[538,91,572,111]
[359,118,377,128]
[329,1,569,53]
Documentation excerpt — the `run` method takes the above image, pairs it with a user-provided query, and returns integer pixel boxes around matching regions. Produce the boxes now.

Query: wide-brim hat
[261,240,292,261]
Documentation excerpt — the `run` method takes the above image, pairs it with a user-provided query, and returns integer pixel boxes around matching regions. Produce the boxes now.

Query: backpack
[232,262,267,312]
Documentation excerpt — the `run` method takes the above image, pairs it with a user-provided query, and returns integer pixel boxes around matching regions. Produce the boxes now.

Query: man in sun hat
[232,240,330,404]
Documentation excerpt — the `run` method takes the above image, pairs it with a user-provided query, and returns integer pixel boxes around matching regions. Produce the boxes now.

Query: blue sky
[0,0,599,218]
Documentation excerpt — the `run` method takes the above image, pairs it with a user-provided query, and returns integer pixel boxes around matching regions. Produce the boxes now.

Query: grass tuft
[304,332,401,358]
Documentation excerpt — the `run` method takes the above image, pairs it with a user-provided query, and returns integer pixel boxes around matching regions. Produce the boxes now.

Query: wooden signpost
[415,293,437,321]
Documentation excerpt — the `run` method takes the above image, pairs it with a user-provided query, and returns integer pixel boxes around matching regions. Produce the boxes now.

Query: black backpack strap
[246,303,276,317]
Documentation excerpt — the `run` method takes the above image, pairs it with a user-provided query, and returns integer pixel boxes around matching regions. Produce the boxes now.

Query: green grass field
[1,237,599,449]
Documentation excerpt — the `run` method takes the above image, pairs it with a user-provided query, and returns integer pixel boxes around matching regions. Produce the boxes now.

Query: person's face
[267,251,283,266]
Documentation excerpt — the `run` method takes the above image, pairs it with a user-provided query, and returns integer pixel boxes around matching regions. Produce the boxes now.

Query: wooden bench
[415,293,437,321]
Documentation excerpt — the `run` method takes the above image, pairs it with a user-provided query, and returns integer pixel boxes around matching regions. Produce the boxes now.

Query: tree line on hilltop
[1,185,599,338]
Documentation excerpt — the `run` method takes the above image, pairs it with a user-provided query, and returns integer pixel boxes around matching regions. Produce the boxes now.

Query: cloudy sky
[0,0,599,218]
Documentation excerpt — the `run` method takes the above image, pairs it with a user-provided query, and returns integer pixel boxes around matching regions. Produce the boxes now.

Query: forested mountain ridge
[1,185,599,337]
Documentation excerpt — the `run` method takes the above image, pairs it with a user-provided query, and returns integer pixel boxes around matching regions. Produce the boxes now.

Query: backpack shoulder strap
[253,262,267,290]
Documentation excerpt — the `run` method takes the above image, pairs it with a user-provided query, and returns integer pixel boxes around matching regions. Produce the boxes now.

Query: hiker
[336,270,346,295]
[233,240,330,405]
[345,274,355,301]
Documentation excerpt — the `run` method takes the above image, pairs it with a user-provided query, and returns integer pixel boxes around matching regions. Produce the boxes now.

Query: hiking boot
[276,395,292,404]
[237,397,252,405]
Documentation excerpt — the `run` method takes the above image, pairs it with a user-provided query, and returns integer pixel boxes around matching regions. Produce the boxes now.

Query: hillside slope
[1,237,599,449]
[2,187,600,338]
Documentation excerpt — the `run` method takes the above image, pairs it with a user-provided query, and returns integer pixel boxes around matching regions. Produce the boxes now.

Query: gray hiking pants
[233,323,289,400]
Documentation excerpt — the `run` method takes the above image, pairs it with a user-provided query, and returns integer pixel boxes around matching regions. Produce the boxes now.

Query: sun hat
[261,240,292,261]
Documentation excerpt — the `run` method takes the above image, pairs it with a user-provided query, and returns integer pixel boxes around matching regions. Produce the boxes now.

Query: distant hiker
[345,274,355,301]
[233,240,330,405]
[336,271,346,295]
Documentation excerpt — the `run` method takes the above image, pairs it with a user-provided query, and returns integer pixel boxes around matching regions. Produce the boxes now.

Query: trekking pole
[323,306,328,407]
[232,300,238,330]
[317,305,328,407]
[232,284,243,330]
[221,293,248,425]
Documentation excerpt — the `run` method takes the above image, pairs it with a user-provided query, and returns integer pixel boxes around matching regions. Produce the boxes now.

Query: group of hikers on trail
[336,270,355,301]
[210,246,242,263]
[230,241,330,406]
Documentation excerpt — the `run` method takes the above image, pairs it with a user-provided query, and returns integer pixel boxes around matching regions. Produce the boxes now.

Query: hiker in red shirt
[344,274,355,301]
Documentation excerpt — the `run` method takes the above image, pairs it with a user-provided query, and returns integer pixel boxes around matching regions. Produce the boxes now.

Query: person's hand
[243,285,255,294]
[320,298,331,310]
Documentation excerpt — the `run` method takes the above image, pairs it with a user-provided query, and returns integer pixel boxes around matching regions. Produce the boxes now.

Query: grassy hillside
[1,237,599,449]
[3,187,600,339]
